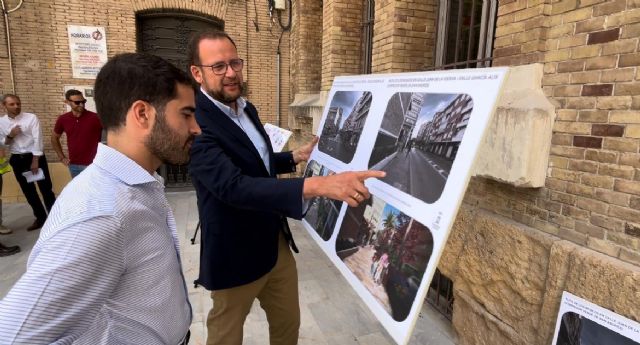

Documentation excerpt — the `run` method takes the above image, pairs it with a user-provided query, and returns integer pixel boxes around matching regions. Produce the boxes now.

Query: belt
[11,152,33,157]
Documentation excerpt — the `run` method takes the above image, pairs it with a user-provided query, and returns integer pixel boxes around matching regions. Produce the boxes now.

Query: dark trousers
[9,153,56,222]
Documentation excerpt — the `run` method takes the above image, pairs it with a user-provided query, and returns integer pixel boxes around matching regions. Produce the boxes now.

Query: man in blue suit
[188,31,384,345]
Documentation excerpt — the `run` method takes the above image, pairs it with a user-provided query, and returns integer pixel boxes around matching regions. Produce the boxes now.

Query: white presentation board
[301,67,508,344]
[551,292,640,345]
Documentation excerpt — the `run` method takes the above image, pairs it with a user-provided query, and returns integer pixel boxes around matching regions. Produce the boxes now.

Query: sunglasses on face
[70,100,87,105]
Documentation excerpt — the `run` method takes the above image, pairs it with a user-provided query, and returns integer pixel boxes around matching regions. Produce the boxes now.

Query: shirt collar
[3,112,23,120]
[92,143,163,186]
[200,87,246,117]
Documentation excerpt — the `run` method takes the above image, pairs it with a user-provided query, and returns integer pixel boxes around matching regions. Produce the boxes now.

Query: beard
[204,77,244,104]
[145,111,195,165]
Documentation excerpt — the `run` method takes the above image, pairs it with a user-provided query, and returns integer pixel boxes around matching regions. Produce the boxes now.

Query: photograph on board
[555,312,638,345]
[303,160,343,241]
[368,92,473,204]
[335,195,434,321]
[318,91,373,163]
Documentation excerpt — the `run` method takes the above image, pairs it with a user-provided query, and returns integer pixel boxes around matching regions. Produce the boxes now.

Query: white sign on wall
[67,25,107,79]
[552,292,640,345]
[301,68,507,344]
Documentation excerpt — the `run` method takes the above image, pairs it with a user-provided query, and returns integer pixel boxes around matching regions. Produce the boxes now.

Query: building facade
[288,1,640,345]
[0,0,292,194]
[1,0,639,344]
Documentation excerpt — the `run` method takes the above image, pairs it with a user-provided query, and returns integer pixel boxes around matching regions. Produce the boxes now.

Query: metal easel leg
[190,221,200,245]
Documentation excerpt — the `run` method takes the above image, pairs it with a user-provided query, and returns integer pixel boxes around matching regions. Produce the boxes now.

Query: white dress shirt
[201,88,271,173]
[0,112,43,156]
[0,144,192,344]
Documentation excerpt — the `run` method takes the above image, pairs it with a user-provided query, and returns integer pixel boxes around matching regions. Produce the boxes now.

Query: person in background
[52,89,103,178]
[0,52,200,344]
[0,94,56,231]
[0,142,20,255]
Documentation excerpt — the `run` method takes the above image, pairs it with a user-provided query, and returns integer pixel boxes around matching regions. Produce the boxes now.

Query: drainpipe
[1,0,23,94]
[276,47,281,127]
[276,31,284,127]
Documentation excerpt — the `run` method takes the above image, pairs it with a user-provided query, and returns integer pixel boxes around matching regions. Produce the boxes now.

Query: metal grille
[426,268,454,320]
[136,12,223,188]
[432,0,498,70]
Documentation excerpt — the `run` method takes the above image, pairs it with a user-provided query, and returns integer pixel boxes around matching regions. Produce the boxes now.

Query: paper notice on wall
[68,25,108,79]
[551,291,640,345]
[264,123,292,152]
[300,68,508,344]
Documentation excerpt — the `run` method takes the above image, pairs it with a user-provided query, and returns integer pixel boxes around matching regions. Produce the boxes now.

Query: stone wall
[442,206,640,345]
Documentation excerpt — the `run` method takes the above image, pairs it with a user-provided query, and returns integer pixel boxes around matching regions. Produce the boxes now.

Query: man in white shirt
[0,94,56,230]
[0,53,200,344]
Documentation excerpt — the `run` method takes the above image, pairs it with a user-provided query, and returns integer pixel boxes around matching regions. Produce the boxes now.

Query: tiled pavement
[1,191,456,345]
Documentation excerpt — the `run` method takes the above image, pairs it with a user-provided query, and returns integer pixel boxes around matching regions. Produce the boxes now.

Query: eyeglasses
[197,59,244,76]
[70,100,87,105]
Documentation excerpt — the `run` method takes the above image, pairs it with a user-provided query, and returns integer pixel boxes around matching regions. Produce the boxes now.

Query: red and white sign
[68,25,108,79]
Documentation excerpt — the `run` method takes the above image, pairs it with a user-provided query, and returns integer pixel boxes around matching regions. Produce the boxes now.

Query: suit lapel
[196,91,271,176]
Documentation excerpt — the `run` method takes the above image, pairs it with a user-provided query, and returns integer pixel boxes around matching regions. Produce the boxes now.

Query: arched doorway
[136,11,223,187]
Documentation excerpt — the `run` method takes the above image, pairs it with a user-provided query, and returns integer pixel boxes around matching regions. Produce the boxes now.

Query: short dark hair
[65,89,83,100]
[1,94,19,104]
[187,30,236,66]
[94,53,193,131]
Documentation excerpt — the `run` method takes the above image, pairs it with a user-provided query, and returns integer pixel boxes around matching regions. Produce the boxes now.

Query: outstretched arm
[303,170,386,207]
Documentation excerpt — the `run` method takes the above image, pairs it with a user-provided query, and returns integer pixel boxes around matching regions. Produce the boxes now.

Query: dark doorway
[136,11,223,187]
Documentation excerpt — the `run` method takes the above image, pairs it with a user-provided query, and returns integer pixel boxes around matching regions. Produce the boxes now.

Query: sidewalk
[1,192,456,345]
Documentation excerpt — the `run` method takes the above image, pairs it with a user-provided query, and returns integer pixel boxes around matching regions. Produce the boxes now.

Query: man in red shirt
[52,89,103,177]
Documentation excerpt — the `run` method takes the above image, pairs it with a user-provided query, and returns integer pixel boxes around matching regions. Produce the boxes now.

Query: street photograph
[318,91,373,163]
[303,160,343,241]
[335,195,434,321]
[555,312,638,345]
[368,92,473,204]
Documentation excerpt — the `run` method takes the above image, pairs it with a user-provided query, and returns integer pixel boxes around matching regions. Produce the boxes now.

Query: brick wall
[476,0,640,265]
[371,0,436,73]
[321,0,365,90]
[0,0,291,156]
[291,0,322,95]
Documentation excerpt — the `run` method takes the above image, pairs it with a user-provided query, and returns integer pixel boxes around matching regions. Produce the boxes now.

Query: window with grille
[433,0,498,70]
[426,268,454,320]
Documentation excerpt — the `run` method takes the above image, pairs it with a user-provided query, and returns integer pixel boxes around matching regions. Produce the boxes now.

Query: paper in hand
[22,168,45,183]
[264,123,292,153]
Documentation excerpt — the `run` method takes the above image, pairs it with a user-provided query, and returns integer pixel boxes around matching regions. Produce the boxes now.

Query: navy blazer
[190,90,305,290]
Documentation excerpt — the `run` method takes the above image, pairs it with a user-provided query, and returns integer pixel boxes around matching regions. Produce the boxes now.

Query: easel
[190,221,200,288]
[190,221,200,244]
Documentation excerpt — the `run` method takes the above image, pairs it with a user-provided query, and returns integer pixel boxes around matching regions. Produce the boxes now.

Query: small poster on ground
[67,25,108,79]
[301,68,507,344]
[552,291,640,345]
